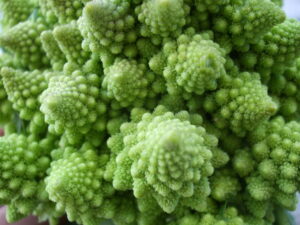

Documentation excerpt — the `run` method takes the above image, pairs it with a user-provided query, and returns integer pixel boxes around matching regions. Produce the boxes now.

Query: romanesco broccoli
[0,0,299,225]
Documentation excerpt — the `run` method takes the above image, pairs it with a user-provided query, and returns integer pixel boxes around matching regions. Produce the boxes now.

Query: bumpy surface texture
[0,0,299,225]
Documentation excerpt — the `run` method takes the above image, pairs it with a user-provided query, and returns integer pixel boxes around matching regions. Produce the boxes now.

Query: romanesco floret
[244,117,300,209]
[239,19,300,80]
[106,106,224,213]
[1,67,47,120]
[168,207,244,225]
[150,29,226,98]
[38,0,58,24]
[103,59,153,107]
[46,0,85,24]
[41,30,67,71]
[53,22,90,66]
[195,0,285,52]
[79,0,138,55]
[46,146,117,225]
[0,54,15,125]
[40,70,103,144]
[0,134,62,223]
[0,19,50,69]
[135,0,189,40]
[0,0,299,225]
[204,72,277,136]
[0,0,36,29]
[210,168,241,202]
[268,58,300,118]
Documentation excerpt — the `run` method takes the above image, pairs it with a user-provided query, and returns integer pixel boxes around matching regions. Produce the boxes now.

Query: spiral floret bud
[40,70,101,144]
[79,0,137,55]
[0,134,55,222]
[107,106,220,213]
[53,22,90,66]
[0,0,36,29]
[204,72,277,136]
[1,67,48,120]
[246,117,300,209]
[103,58,155,107]
[135,0,189,39]
[150,30,226,98]
[0,20,49,69]
[46,147,118,225]
[47,0,84,23]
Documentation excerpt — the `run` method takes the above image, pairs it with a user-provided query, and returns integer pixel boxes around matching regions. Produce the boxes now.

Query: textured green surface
[0,0,299,225]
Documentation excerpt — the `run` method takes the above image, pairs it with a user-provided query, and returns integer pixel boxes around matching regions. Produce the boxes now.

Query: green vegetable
[0,0,299,225]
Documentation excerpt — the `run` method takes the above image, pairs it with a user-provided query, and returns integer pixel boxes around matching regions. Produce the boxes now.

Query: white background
[283,0,300,19]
